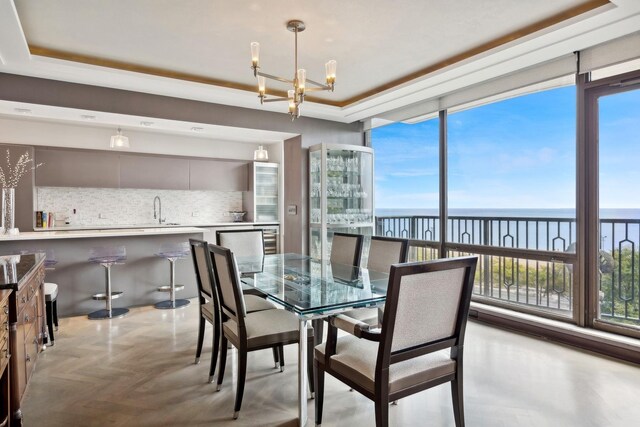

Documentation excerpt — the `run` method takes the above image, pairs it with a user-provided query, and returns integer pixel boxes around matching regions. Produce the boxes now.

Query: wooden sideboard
[0,289,12,427]
[0,254,46,427]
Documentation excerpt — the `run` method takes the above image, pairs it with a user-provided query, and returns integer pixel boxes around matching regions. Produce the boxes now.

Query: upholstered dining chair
[216,229,264,258]
[341,236,410,326]
[189,239,277,383]
[314,256,478,427]
[209,244,315,419]
[329,232,364,267]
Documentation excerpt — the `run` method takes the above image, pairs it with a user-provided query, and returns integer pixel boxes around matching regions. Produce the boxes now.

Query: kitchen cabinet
[119,155,189,190]
[189,159,248,191]
[35,148,120,188]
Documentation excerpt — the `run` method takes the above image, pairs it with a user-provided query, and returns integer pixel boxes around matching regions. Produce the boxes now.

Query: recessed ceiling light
[81,114,96,120]
[140,121,154,127]
[191,127,204,132]
[14,108,32,115]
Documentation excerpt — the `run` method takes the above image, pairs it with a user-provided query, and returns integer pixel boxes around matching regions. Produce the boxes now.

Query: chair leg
[312,319,324,346]
[375,395,389,427]
[278,345,285,372]
[216,336,228,392]
[53,299,59,331]
[209,321,221,383]
[307,337,315,395]
[272,346,279,368]
[314,360,325,426]
[233,347,248,419]
[451,376,465,427]
[195,315,205,364]
[45,300,55,345]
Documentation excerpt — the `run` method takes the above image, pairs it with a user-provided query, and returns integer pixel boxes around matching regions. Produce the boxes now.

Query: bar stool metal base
[154,299,190,309]
[156,284,185,292]
[88,307,129,320]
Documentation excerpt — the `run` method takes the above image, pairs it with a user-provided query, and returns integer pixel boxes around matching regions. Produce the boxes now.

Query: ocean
[375,208,640,251]
[376,208,640,219]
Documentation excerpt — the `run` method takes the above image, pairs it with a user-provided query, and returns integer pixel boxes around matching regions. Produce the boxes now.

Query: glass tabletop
[235,253,389,316]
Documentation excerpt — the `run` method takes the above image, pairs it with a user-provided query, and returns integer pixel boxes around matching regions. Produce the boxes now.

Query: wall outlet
[192,211,199,217]
[98,213,108,219]
[223,212,230,217]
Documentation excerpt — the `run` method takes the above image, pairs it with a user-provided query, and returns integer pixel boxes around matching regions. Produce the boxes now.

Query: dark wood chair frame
[190,239,223,383]
[209,244,315,418]
[314,256,478,427]
[190,238,281,383]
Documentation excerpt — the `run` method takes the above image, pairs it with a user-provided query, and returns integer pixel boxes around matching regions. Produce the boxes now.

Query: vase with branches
[0,149,43,234]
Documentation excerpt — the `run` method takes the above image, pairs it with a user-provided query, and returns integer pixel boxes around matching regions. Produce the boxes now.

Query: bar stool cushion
[44,282,58,302]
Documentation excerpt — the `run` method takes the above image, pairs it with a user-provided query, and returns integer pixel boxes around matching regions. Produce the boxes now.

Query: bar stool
[88,246,128,320]
[154,242,190,309]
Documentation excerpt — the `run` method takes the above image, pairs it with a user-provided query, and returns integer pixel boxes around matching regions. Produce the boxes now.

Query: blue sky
[372,86,640,210]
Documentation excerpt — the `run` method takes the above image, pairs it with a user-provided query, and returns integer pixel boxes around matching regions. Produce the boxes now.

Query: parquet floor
[21,301,640,426]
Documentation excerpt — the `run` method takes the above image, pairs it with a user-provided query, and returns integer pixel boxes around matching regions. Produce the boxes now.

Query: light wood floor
[22,301,640,426]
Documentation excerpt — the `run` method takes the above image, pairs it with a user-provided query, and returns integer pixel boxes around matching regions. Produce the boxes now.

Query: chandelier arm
[256,70,295,85]
[262,97,290,103]
[305,78,332,89]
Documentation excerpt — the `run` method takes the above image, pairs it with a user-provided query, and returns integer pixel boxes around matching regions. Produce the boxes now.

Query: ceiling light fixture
[190,126,204,132]
[140,121,154,127]
[254,145,269,162]
[250,20,336,120]
[110,128,130,149]
[14,108,32,115]
[80,114,96,120]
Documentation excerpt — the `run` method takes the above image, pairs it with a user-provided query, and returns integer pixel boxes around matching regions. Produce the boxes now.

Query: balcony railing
[376,215,640,325]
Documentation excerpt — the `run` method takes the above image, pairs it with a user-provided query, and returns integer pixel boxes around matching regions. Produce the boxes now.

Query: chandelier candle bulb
[297,69,306,93]
[250,42,260,68]
[258,76,266,98]
[326,60,337,85]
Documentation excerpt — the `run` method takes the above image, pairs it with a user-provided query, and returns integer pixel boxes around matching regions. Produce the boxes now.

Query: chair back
[189,239,216,302]
[216,230,264,258]
[209,244,247,322]
[367,236,409,273]
[330,232,364,267]
[378,257,477,367]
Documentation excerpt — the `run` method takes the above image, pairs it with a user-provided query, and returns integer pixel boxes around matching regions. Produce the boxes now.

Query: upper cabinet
[34,148,250,191]
[35,148,120,188]
[119,154,189,190]
[189,159,248,191]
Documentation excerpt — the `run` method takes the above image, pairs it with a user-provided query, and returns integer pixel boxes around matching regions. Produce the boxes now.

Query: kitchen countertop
[31,221,279,232]
[0,227,207,241]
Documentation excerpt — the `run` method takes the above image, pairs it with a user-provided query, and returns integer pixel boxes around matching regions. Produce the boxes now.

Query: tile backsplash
[36,187,243,226]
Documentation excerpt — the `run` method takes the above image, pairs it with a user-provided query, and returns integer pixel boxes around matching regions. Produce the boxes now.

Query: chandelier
[250,20,336,120]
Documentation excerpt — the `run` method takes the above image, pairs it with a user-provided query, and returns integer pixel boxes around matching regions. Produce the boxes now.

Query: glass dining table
[236,253,389,427]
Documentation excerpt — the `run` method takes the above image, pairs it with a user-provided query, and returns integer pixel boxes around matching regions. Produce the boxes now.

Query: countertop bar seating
[87,246,128,320]
[154,242,191,310]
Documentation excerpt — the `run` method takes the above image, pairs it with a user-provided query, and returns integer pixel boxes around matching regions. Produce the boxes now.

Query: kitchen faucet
[153,196,165,224]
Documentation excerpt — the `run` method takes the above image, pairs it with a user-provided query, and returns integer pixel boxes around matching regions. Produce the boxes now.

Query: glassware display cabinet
[309,143,374,260]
